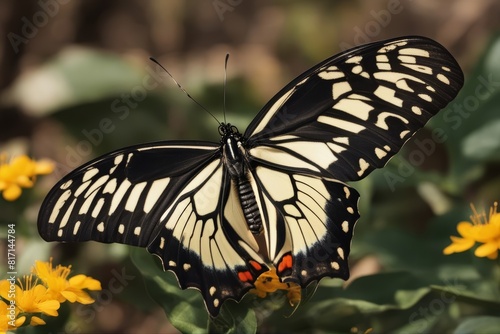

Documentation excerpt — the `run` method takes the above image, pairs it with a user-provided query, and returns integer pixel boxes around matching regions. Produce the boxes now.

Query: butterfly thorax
[220,123,263,235]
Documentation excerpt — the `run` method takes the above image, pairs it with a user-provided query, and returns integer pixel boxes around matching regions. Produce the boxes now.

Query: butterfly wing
[243,36,463,284]
[245,36,464,181]
[38,141,268,316]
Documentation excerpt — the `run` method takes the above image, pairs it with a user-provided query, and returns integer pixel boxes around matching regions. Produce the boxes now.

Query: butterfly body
[38,36,464,316]
[220,123,263,235]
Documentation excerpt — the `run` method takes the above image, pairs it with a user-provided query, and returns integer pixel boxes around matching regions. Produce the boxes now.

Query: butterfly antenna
[149,57,221,125]
[223,53,229,124]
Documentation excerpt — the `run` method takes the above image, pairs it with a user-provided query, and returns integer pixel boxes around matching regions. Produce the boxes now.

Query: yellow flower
[444,202,500,259]
[33,259,102,304]
[0,154,54,201]
[0,275,60,327]
[250,268,301,306]
[0,299,25,333]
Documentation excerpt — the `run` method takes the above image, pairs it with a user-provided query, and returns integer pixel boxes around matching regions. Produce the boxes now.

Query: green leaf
[454,316,500,334]
[129,248,209,333]
[462,119,500,160]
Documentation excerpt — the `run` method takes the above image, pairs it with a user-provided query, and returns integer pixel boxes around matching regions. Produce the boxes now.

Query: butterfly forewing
[245,36,464,182]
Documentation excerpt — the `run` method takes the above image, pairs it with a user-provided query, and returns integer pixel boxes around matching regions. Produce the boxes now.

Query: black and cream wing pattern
[38,36,464,316]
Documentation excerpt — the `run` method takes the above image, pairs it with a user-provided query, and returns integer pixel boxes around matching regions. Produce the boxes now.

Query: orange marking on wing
[249,260,262,271]
[277,254,293,273]
[238,271,254,282]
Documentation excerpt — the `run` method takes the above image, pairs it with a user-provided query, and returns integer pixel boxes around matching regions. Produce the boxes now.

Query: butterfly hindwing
[247,165,359,285]
[245,36,464,182]
[38,142,268,316]
[146,161,268,316]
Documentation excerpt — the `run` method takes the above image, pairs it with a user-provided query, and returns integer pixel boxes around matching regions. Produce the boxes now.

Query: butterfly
[38,36,463,317]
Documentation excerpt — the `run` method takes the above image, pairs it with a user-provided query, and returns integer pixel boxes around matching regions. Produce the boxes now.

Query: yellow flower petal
[475,241,499,258]
[30,316,46,326]
[15,315,26,327]
[487,251,498,260]
[69,275,102,291]
[36,300,60,316]
[443,236,475,254]
[0,280,11,300]
[15,175,34,188]
[34,159,55,175]
[457,221,473,237]
[3,184,22,201]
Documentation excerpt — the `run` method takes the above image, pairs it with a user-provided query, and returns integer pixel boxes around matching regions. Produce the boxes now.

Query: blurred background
[1,0,500,333]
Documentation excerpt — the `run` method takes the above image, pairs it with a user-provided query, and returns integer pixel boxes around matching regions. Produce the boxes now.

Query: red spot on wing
[238,270,254,282]
[277,253,293,274]
[249,260,262,271]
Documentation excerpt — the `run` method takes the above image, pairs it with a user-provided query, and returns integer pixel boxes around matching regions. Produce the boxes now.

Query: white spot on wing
[333,98,373,120]
[134,226,141,235]
[375,147,388,159]
[357,158,370,177]
[333,137,349,145]
[169,261,176,267]
[83,168,99,182]
[331,261,340,270]
[337,247,345,260]
[183,263,191,271]
[402,63,433,75]
[332,81,352,99]
[418,93,432,102]
[277,141,338,169]
[375,112,409,130]
[209,286,216,296]
[342,221,349,233]
[144,178,170,213]
[284,204,301,217]
[97,222,105,232]
[125,182,147,212]
[59,198,76,228]
[412,106,422,115]
[118,224,125,234]
[345,55,362,63]
[85,175,110,198]
[256,168,293,202]
[400,130,410,139]
[343,186,350,199]
[91,198,105,218]
[109,179,132,214]
[73,221,81,235]
[374,86,403,107]
[318,66,344,80]
[159,237,165,249]
[103,179,117,194]
[318,116,365,133]
[399,47,430,57]
[60,180,73,190]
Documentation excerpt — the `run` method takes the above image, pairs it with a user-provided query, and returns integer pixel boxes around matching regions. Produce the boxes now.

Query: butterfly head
[218,122,242,142]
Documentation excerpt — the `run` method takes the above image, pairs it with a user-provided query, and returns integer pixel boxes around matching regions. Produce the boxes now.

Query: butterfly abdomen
[222,125,263,235]
[236,176,263,234]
